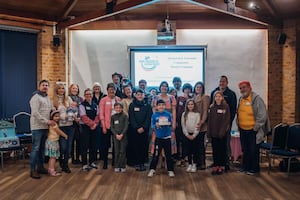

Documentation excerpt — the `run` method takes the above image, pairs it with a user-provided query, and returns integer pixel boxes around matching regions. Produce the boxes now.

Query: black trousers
[197,131,206,166]
[80,125,99,166]
[184,134,201,165]
[131,129,149,165]
[239,128,260,172]
[71,123,81,161]
[126,126,135,166]
[100,129,113,164]
[212,136,227,167]
[175,124,185,159]
[149,138,174,171]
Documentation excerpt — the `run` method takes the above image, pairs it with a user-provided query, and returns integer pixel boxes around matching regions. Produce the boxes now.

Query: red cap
[238,80,251,88]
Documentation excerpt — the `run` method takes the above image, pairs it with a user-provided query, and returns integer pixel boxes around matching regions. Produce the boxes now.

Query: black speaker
[53,35,60,47]
[278,33,287,45]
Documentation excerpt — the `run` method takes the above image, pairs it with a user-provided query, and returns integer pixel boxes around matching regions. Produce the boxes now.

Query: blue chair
[268,123,300,176]
[0,120,25,169]
[13,112,32,146]
[260,123,288,162]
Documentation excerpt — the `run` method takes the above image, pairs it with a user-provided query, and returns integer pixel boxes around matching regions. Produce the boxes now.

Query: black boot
[62,164,71,173]
[103,160,108,169]
[30,170,41,179]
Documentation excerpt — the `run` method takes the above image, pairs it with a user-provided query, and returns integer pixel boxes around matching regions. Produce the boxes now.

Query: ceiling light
[249,2,259,11]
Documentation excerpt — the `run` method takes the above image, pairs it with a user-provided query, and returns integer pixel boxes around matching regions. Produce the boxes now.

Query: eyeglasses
[85,93,92,96]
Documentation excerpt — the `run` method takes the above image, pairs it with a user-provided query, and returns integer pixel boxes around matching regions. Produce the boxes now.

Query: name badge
[179,101,183,106]
[217,109,225,114]
[86,106,91,110]
[114,120,119,125]
[245,102,251,106]
[134,107,140,111]
[106,101,111,105]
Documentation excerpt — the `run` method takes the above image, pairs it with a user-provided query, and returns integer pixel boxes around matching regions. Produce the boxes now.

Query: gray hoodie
[237,92,271,144]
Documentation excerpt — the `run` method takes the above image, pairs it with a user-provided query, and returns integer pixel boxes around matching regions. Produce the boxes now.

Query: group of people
[29,73,270,179]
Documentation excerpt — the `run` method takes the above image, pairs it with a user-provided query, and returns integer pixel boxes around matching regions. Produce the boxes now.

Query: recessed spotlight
[249,2,259,11]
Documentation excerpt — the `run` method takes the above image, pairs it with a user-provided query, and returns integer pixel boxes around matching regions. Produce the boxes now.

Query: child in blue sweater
[148,99,175,178]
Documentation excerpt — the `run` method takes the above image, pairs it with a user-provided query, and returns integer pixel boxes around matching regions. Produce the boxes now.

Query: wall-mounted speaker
[278,33,287,45]
[53,35,60,47]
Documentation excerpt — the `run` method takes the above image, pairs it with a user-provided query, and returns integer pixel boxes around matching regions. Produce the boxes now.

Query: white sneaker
[148,169,155,177]
[186,164,192,172]
[120,168,126,173]
[82,165,90,172]
[191,164,197,173]
[168,171,175,178]
[114,168,120,172]
[89,162,98,169]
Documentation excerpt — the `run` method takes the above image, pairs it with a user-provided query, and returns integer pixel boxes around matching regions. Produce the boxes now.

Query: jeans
[30,129,48,171]
[71,123,81,161]
[59,125,75,168]
[239,128,260,172]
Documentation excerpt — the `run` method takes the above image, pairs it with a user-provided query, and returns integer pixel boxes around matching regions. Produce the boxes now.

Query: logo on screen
[139,56,159,70]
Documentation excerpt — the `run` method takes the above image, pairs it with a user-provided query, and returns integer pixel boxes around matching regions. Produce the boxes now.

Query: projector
[157,18,175,41]
[157,31,174,41]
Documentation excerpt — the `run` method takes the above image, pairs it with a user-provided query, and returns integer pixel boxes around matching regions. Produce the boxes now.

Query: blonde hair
[53,83,68,108]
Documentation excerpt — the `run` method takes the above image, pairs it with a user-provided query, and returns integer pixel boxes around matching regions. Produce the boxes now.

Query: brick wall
[268,26,283,126]
[37,26,66,98]
[282,19,298,124]
[268,19,300,126]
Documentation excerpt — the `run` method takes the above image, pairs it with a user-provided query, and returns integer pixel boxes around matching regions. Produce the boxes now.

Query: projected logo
[139,56,159,71]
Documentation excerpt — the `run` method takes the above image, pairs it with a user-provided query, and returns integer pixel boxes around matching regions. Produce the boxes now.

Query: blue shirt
[151,111,172,139]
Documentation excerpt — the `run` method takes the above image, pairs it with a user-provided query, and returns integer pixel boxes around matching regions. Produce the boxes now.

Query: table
[230,135,242,161]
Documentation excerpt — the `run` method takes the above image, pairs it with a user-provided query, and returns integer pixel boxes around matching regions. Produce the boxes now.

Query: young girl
[110,102,128,172]
[45,110,68,176]
[181,99,201,172]
[207,91,230,175]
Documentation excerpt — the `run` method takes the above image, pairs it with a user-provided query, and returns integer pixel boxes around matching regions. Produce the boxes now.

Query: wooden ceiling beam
[57,0,156,30]
[58,0,79,21]
[0,8,55,22]
[187,0,274,26]
[0,14,55,26]
[70,18,267,30]
[261,0,280,18]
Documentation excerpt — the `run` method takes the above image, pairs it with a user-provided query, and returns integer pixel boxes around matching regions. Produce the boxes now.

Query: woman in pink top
[99,83,121,169]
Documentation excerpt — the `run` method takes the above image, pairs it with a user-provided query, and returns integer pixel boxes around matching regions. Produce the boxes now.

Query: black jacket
[128,98,152,131]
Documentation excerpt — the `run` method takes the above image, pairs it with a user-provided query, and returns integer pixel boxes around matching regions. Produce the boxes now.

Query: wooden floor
[0,156,299,200]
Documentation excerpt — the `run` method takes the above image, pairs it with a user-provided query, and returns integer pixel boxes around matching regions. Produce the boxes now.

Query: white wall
[70,29,267,102]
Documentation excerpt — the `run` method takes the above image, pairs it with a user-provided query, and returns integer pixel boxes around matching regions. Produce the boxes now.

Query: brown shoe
[30,171,41,179]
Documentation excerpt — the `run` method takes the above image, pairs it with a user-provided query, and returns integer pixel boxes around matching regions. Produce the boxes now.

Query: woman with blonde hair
[53,83,76,173]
